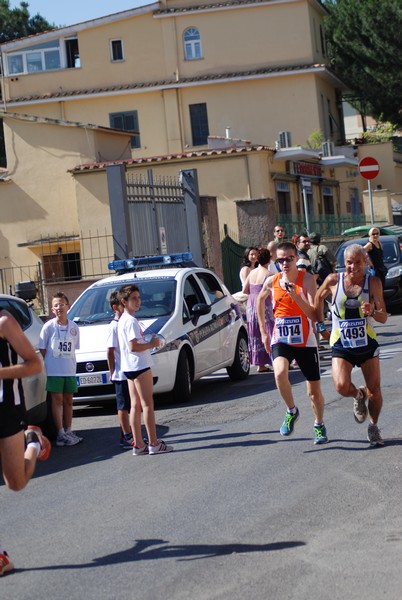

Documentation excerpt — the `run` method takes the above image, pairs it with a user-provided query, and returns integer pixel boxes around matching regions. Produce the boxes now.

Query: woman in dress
[239,246,258,287]
[242,247,274,372]
[364,228,388,289]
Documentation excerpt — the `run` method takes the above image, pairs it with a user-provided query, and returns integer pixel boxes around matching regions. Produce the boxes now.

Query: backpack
[314,252,333,284]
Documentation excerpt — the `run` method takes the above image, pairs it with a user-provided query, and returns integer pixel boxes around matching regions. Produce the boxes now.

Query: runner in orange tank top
[257,242,328,445]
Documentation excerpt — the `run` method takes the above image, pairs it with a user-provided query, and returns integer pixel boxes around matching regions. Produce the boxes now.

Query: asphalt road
[2,314,402,599]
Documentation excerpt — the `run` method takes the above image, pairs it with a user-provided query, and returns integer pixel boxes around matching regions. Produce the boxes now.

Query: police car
[68,253,250,404]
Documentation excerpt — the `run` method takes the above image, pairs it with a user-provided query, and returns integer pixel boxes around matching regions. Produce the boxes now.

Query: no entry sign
[358,156,380,180]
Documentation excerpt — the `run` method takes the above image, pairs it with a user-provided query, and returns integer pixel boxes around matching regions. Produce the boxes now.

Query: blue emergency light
[108,252,193,273]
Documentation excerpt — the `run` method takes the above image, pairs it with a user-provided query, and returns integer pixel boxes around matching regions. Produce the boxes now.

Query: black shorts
[0,401,27,439]
[124,367,151,381]
[332,345,379,367]
[271,343,321,381]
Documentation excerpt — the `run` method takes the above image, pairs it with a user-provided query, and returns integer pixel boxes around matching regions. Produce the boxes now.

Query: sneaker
[280,408,300,436]
[56,432,80,447]
[132,444,149,456]
[367,423,384,447]
[0,548,14,577]
[25,426,51,461]
[313,423,328,445]
[148,440,174,455]
[353,387,368,423]
[120,435,134,449]
[65,430,83,443]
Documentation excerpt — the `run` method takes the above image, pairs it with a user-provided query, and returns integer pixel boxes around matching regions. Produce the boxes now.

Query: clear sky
[9,1,154,28]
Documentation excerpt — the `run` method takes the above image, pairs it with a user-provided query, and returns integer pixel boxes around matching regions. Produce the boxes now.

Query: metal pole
[302,187,311,233]
[368,179,374,225]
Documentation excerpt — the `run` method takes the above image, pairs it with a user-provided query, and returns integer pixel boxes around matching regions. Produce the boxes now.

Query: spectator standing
[39,292,83,447]
[307,232,336,286]
[106,291,134,449]
[242,248,274,372]
[296,234,314,274]
[0,308,51,576]
[239,247,258,287]
[267,241,281,274]
[364,227,388,289]
[273,225,286,244]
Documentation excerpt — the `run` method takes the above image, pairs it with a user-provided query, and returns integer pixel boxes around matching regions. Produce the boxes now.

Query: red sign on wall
[358,156,380,180]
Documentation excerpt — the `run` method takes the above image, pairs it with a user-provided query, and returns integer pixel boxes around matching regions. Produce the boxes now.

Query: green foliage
[306,129,325,149]
[362,121,398,144]
[324,0,402,127]
[0,0,54,43]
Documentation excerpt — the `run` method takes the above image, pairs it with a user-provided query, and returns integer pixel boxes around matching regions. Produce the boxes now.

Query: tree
[324,0,402,128]
[0,0,54,43]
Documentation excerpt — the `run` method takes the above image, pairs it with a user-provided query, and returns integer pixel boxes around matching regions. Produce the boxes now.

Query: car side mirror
[192,302,211,324]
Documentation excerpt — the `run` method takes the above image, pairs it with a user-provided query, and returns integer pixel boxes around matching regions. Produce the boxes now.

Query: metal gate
[107,165,204,266]
[126,169,189,256]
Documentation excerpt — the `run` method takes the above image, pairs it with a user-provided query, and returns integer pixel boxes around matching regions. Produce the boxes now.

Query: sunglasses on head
[277,256,295,264]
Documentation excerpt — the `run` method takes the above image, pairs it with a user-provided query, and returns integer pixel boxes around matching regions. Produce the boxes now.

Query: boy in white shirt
[39,292,82,447]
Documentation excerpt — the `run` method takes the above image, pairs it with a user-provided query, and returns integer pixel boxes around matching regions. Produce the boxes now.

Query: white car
[68,253,250,404]
[0,294,47,425]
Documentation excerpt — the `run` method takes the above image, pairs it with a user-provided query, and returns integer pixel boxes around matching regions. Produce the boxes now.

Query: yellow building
[0,0,364,301]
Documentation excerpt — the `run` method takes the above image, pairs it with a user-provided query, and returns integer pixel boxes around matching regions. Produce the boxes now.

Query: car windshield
[68,278,177,324]
[336,239,399,268]
[0,298,31,330]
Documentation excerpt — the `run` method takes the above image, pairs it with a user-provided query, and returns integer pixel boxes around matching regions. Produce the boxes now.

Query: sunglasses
[275,229,284,233]
[299,240,310,244]
[371,232,379,236]
[277,256,295,264]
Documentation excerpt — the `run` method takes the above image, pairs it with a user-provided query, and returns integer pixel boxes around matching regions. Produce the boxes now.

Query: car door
[194,271,237,366]
[182,274,221,374]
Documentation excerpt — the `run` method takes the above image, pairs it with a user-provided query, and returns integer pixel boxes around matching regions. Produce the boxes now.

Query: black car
[335,235,402,312]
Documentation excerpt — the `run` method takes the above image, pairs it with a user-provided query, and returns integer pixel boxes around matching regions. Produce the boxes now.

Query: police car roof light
[108,252,193,273]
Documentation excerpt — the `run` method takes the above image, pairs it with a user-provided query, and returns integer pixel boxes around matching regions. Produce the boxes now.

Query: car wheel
[172,350,192,403]
[226,330,250,380]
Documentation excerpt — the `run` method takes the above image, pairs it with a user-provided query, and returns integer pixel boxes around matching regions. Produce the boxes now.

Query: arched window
[183,28,202,60]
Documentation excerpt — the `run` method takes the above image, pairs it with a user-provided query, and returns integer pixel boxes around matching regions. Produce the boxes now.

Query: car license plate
[77,373,109,386]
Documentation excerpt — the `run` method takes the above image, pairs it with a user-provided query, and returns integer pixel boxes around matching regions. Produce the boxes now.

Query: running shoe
[148,440,174,455]
[25,426,51,461]
[0,548,14,577]
[367,423,384,447]
[64,430,83,443]
[280,408,300,436]
[56,432,80,447]
[313,423,328,445]
[353,386,368,423]
[120,435,134,449]
[132,444,149,456]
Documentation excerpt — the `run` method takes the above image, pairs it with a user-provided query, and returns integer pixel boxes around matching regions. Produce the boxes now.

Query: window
[197,272,225,304]
[5,38,76,75]
[184,28,202,60]
[276,181,291,214]
[189,103,209,146]
[110,39,124,62]
[109,110,140,149]
[323,186,334,215]
[43,252,82,283]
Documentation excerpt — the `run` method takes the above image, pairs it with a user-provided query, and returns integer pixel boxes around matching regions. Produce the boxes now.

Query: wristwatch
[317,321,326,333]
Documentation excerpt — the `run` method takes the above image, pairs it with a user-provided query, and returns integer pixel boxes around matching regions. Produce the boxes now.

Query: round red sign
[358,156,380,180]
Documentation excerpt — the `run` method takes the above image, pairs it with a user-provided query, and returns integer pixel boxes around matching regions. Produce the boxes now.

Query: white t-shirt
[39,318,80,376]
[106,318,126,381]
[117,311,153,373]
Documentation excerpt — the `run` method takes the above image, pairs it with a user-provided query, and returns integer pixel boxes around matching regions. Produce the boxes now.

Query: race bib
[274,316,304,345]
[51,336,74,358]
[339,318,368,348]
